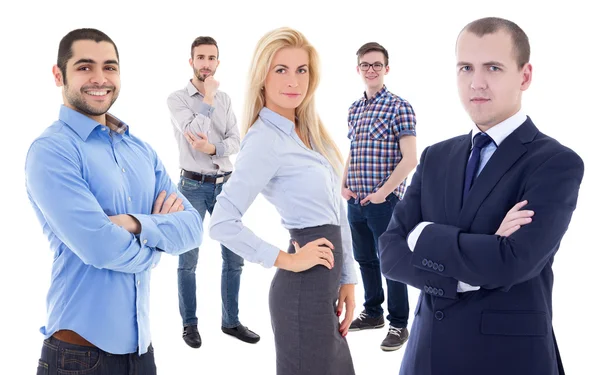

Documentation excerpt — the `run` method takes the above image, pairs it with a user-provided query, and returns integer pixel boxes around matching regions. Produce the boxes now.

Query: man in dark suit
[379,17,584,375]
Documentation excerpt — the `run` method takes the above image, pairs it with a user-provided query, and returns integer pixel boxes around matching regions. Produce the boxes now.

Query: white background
[1,0,598,374]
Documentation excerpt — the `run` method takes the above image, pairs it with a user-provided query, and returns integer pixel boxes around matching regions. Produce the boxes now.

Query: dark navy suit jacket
[379,118,584,375]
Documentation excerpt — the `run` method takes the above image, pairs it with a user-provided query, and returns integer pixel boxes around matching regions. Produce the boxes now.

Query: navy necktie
[463,132,493,203]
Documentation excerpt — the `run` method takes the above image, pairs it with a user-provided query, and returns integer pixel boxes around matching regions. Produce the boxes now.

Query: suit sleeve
[410,150,584,290]
[379,146,460,299]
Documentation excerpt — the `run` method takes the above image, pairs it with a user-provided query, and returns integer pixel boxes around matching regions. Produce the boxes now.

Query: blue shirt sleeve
[25,138,159,274]
[129,144,203,255]
[209,128,281,268]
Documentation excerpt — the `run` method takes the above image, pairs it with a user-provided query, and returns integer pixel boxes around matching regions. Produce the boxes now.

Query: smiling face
[357,51,389,91]
[264,47,310,121]
[456,29,532,130]
[53,40,120,123]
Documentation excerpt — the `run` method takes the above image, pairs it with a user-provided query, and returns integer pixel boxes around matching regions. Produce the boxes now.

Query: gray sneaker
[380,326,409,351]
[349,310,385,331]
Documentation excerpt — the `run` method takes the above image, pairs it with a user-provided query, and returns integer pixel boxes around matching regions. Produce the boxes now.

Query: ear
[384,65,390,75]
[52,65,64,87]
[216,60,220,68]
[520,63,533,91]
[189,57,193,68]
[356,65,360,75]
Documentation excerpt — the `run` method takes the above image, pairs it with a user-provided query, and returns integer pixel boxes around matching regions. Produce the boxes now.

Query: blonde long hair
[241,27,344,174]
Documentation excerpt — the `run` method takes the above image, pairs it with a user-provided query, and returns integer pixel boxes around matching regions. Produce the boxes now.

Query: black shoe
[380,326,409,351]
[349,310,385,331]
[221,324,260,344]
[182,325,201,348]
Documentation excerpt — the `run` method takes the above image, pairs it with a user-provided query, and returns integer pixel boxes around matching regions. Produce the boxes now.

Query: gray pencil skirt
[269,224,356,375]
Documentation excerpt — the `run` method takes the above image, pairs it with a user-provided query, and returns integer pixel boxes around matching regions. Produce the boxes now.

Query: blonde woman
[209,27,357,374]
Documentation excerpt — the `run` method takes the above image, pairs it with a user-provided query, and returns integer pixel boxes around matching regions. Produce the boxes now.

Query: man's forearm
[379,157,418,196]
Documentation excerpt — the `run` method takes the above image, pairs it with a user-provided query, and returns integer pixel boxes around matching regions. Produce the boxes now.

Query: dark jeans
[347,194,410,328]
[36,337,156,375]
[177,176,244,328]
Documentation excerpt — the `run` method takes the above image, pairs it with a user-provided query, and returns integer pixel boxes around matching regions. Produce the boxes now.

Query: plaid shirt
[346,85,417,200]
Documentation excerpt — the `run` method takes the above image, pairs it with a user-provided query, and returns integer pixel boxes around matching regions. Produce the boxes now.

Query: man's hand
[341,187,357,201]
[185,131,216,155]
[360,189,387,205]
[204,76,220,98]
[109,215,141,235]
[152,191,185,214]
[337,284,355,337]
[496,200,535,237]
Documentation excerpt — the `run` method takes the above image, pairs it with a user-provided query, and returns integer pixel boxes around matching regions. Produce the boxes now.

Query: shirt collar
[59,105,129,141]
[363,85,388,102]
[471,108,527,148]
[186,80,201,97]
[259,107,295,135]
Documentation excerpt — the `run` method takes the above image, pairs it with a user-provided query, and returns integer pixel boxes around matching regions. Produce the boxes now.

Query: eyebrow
[359,61,384,64]
[73,58,119,66]
[456,61,506,67]
[274,64,308,69]
[196,54,217,58]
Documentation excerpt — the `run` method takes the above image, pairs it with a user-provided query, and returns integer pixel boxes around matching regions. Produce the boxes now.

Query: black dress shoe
[182,325,201,348]
[221,325,260,344]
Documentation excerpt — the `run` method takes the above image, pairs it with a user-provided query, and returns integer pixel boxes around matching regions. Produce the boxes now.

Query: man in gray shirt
[167,36,260,348]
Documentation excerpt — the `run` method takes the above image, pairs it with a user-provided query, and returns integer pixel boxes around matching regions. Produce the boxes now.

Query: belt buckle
[216,176,224,184]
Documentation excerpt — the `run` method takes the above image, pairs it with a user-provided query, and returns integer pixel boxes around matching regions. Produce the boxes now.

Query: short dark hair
[461,17,530,68]
[191,36,219,59]
[356,42,389,66]
[57,28,119,84]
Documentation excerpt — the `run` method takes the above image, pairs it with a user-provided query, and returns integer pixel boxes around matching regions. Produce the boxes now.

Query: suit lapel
[458,118,538,228]
[444,134,471,225]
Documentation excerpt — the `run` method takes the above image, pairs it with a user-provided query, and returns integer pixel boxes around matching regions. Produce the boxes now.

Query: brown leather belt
[181,169,231,184]
[52,330,96,347]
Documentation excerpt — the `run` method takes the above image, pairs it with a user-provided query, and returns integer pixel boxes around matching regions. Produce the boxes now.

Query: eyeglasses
[359,62,385,71]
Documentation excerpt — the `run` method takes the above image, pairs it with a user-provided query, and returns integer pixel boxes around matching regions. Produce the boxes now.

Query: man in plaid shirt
[343,42,418,351]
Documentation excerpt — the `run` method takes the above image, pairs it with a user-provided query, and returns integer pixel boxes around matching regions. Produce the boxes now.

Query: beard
[194,68,214,82]
[65,84,119,116]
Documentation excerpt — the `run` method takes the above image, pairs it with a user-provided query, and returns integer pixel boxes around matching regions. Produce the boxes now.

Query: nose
[470,70,487,90]
[367,65,376,73]
[287,75,299,88]
[90,69,107,85]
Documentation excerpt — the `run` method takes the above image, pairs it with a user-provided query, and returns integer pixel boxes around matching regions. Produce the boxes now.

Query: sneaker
[348,310,385,331]
[380,326,409,351]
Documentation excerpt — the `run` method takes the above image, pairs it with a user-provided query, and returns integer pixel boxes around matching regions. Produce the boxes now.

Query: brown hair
[356,42,389,66]
[461,17,530,68]
[191,36,219,59]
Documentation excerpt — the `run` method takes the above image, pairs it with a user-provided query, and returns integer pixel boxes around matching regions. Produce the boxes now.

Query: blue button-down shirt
[25,106,203,355]
[209,107,358,285]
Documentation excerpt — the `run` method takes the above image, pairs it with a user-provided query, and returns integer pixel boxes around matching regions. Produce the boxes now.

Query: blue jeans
[347,194,409,328]
[177,176,244,328]
[36,336,156,375]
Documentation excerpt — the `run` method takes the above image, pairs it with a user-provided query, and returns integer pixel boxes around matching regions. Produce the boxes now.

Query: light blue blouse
[209,107,357,284]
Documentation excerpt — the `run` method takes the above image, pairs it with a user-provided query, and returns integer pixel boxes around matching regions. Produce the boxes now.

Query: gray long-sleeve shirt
[167,80,240,174]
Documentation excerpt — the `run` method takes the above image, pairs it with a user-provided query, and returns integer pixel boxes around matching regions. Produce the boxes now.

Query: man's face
[54,40,120,118]
[190,44,219,82]
[357,51,389,90]
[456,30,532,128]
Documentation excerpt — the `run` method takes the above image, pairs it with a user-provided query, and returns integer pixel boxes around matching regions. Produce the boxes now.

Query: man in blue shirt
[26,28,203,375]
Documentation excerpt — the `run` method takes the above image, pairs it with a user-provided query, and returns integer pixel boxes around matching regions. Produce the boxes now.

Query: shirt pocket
[369,117,390,140]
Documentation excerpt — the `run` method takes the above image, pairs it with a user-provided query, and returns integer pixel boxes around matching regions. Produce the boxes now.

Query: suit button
[431,288,437,295]
[424,286,431,293]
[427,260,433,268]
[422,259,428,267]
[433,263,439,271]
[435,311,444,320]
[438,264,445,272]
[438,289,444,296]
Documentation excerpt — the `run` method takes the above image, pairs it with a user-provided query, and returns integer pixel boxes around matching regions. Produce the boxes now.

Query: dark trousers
[347,194,410,328]
[36,337,156,375]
